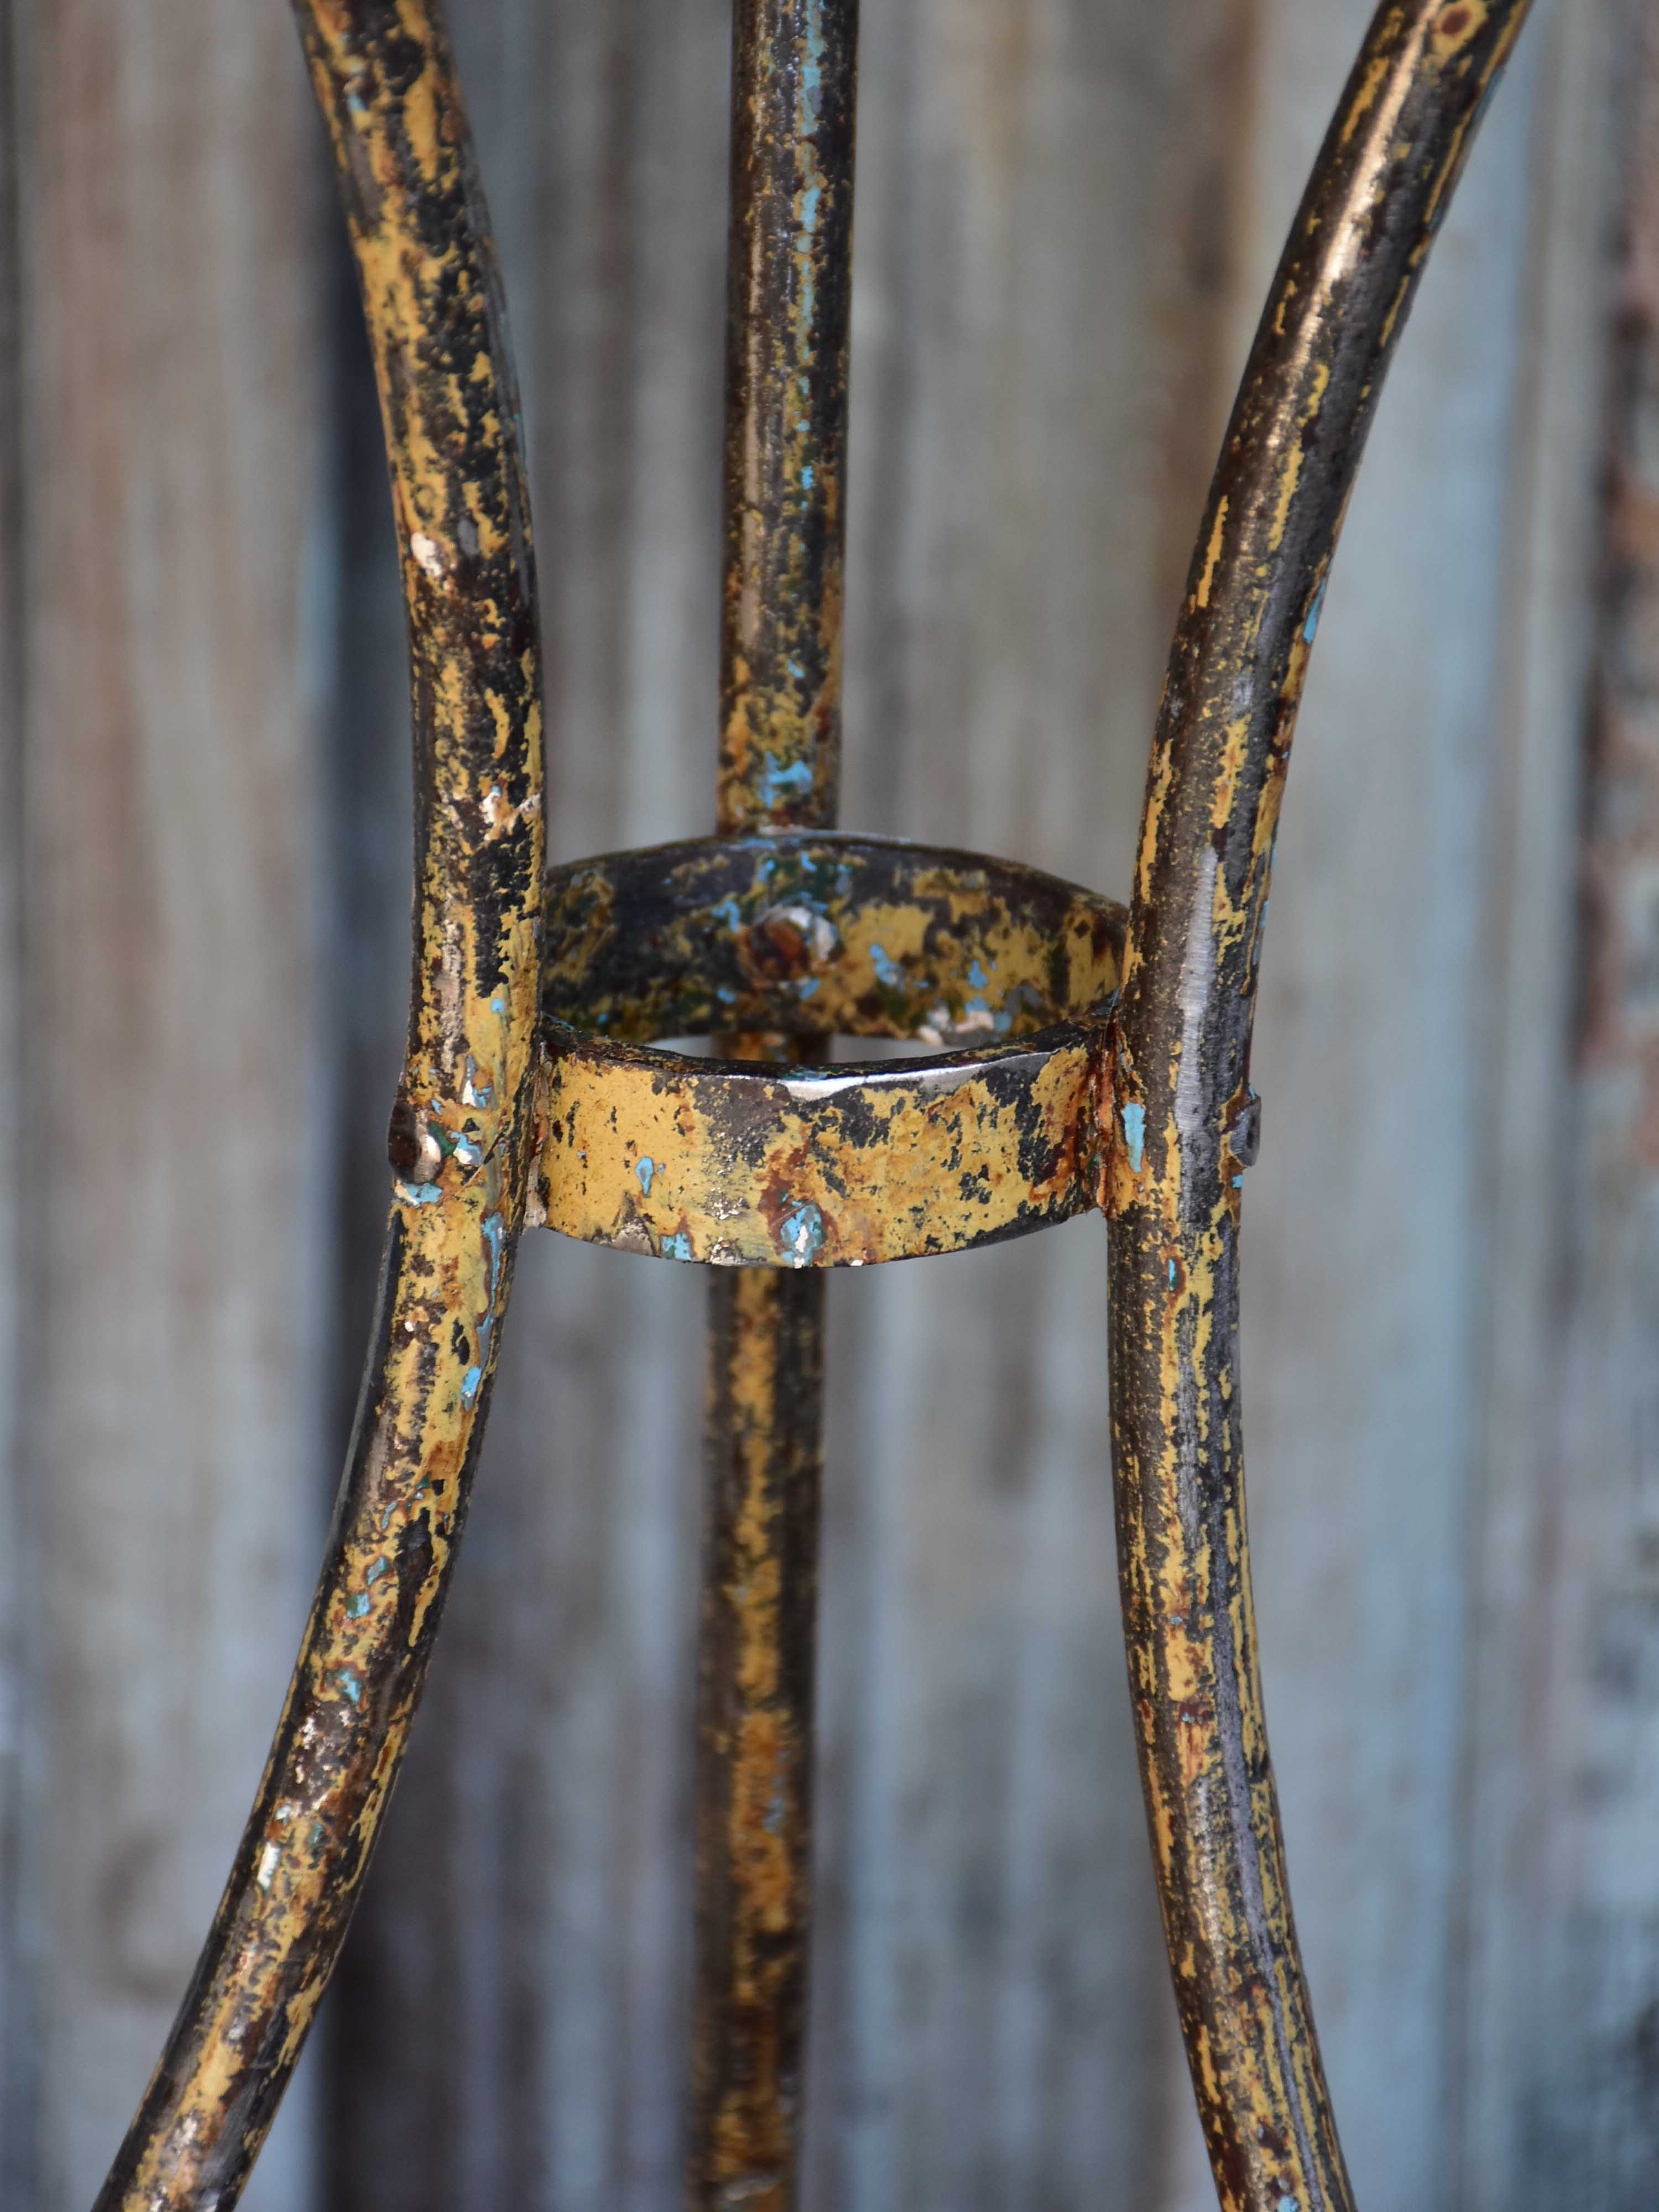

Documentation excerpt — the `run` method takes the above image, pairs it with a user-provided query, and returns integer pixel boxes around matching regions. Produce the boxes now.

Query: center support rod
[690,4,858,2208]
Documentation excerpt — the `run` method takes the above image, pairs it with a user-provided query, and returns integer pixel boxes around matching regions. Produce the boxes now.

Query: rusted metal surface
[691,1268,825,2212]
[541,833,1118,1046]
[1103,4,1532,2209]
[539,1030,1102,1267]
[533,833,1123,1266]
[691,4,858,2204]
[692,1279,823,2212]
[95,3,544,2204]
[717,0,858,833]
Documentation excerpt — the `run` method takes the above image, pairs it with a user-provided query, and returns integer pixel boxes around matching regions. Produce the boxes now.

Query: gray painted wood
[819,3,1259,2202]
[1456,3,1621,2205]
[1218,7,1556,2207]
[8,2,330,2202]
[1506,4,1659,2202]
[0,4,29,2198]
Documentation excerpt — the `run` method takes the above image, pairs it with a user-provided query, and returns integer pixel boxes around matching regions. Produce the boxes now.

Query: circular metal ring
[531,833,1124,1266]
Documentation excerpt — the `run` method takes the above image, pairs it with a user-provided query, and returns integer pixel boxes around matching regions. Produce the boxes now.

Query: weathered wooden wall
[2,3,329,2204]
[1,0,1652,2205]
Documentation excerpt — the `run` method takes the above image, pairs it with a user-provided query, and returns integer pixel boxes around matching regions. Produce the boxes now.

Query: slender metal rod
[95,5,545,2203]
[715,0,858,837]
[693,1267,828,2209]
[691,5,857,2206]
[1104,5,1530,2210]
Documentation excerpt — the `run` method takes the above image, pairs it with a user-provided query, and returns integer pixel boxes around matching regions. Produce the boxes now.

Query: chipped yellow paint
[536,1027,1102,1266]
[1210,715,1251,835]
[1195,496,1229,609]
[535,835,1122,1271]
[542,842,1121,1055]
[1378,267,1414,353]
[717,1,855,837]
[1338,48,1395,145]
[698,1270,819,2208]
[695,12,859,2203]
[1267,367,1328,556]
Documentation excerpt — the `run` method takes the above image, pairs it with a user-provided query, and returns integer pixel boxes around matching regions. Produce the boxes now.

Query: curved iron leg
[1106,5,1532,2207]
[95,5,545,2202]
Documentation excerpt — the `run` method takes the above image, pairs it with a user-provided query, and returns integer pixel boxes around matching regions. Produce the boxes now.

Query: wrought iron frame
[92,1,1531,2206]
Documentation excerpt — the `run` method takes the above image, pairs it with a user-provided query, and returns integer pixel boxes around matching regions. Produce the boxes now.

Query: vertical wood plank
[326,2,729,2204]
[15,2,328,2201]
[820,1,1267,2204]
[0,3,30,2197]
[1505,4,1659,2200]
[1187,6,1578,2208]
[1455,2,1620,2204]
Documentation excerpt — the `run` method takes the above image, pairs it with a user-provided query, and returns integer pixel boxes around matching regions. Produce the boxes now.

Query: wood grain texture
[10,0,329,2202]
[1201,4,1565,2205]
[1454,3,1620,2205]
[0,3,28,2198]
[822,3,1264,2202]
[1506,4,1659,2201]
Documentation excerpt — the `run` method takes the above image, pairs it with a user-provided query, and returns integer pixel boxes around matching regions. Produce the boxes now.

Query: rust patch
[534,834,1123,1268]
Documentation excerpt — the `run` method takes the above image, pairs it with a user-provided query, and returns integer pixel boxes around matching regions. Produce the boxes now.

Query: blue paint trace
[1302,579,1327,645]
[636,1155,655,1196]
[661,1231,694,1262]
[868,942,901,990]
[397,1178,445,1207]
[1121,1100,1146,1175]
[759,755,816,809]
[333,1668,363,1707]
[460,1207,508,1411]
[777,1197,826,1267]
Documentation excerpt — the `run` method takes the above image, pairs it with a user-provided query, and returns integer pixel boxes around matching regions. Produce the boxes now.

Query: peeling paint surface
[535,833,1123,1270]
[695,8,858,2203]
